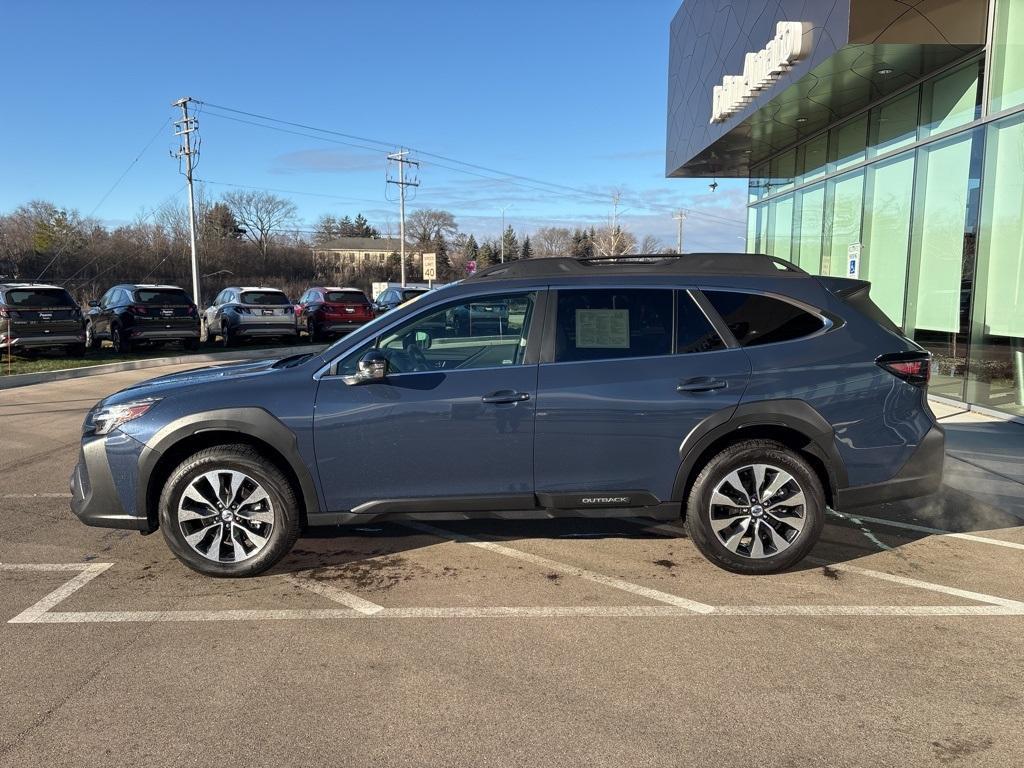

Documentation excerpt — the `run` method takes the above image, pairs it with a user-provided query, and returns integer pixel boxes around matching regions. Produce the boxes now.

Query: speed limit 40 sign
[422,253,437,281]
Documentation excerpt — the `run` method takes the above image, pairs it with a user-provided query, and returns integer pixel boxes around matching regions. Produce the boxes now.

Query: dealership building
[667,0,1024,420]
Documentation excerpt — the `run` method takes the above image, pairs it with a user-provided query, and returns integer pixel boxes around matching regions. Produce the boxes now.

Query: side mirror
[88,299,99,308]
[414,330,432,350]
[343,349,388,385]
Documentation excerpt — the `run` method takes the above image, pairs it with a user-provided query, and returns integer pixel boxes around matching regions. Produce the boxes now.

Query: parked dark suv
[71,254,943,577]
[0,283,86,354]
[86,284,200,353]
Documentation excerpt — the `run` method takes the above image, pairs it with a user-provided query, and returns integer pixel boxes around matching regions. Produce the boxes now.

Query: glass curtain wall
[861,154,915,326]
[968,111,1024,417]
[989,0,1024,114]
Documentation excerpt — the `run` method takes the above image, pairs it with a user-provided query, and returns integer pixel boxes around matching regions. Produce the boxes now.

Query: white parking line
[806,558,1024,609]
[827,511,1024,552]
[4,562,113,624]
[400,521,716,614]
[0,493,73,499]
[285,574,384,615]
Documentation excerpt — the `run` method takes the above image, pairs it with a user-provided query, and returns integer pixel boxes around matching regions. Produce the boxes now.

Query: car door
[312,289,544,513]
[205,290,226,328]
[94,289,118,338]
[533,287,751,507]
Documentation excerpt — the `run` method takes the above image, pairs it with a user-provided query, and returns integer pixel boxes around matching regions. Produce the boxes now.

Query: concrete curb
[0,345,327,390]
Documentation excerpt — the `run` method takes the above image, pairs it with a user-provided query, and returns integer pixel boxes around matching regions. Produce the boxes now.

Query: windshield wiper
[271,353,315,369]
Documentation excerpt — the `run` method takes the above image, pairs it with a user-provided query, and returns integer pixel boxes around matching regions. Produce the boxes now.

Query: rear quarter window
[702,290,824,347]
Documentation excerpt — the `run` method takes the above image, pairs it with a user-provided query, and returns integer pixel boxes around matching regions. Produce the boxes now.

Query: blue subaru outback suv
[72,254,944,576]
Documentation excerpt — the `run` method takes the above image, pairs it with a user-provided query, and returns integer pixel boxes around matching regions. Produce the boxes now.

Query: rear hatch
[1,287,82,337]
[323,289,373,321]
[238,290,294,323]
[129,288,197,329]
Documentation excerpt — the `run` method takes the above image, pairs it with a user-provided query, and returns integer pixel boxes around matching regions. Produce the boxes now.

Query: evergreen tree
[352,213,379,238]
[477,240,497,268]
[338,216,356,236]
[501,225,519,262]
[463,233,479,262]
[520,235,533,260]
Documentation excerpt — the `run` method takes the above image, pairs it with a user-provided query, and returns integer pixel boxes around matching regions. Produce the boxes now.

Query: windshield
[241,291,291,305]
[4,288,76,307]
[402,289,428,302]
[325,290,368,304]
[134,289,191,306]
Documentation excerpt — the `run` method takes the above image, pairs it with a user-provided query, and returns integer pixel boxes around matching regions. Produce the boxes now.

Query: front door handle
[481,390,530,404]
[677,377,727,393]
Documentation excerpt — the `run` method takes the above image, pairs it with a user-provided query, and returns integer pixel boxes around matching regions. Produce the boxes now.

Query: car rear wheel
[685,439,824,575]
[66,342,86,356]
[158,444,301,577]
[306,317,322,344]
[221,322,235,348]
[183,337,200,351]
[111,324,133,354]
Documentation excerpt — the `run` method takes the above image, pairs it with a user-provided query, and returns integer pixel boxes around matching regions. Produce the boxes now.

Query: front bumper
[70,432,153,531]
[835,424,945,509]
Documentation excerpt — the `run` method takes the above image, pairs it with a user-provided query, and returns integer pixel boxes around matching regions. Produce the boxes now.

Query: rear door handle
[677,377,727,393]
[481,390,530,404]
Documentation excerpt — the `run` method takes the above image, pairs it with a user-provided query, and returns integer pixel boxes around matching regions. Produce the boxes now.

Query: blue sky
[2,0,746,250]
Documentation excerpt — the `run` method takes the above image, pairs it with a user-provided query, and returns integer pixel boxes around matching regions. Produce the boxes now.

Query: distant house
[313,237,420,274]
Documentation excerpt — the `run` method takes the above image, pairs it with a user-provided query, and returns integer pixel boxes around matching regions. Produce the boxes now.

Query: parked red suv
[296,286,375,342]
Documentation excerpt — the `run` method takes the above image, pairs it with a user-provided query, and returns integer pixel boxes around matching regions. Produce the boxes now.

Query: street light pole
[499,205,514,263]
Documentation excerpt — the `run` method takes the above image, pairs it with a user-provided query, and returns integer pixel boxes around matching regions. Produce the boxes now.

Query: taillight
[128,305,148,315]
[877,352,930,386]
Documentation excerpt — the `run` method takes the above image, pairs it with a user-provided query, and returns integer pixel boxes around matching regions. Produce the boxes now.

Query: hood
[102,356,298,405]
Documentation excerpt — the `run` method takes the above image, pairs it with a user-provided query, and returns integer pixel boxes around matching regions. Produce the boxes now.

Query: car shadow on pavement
[266,481,1023,580]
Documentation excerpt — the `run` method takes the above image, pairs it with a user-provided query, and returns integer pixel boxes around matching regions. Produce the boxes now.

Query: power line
[196,177,386,207]
[194,100,746,229]
[37,117,172,280]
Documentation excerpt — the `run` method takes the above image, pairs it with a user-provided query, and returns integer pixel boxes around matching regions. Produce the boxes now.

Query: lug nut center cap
[750,505,764,517]
[220,510,233,523]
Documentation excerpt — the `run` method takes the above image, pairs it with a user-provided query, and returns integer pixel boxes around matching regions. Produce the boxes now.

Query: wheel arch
[137,408,320,532]
[671,400,845,511]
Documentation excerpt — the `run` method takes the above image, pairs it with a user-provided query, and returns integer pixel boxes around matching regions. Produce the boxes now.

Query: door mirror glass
[343,349,389,385]
[414,330,432,349]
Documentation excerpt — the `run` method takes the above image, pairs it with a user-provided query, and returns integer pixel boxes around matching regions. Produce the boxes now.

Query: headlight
[84,398,161,436]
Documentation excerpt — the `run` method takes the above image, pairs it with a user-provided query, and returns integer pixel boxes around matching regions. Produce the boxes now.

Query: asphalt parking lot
[2,364,1024,767]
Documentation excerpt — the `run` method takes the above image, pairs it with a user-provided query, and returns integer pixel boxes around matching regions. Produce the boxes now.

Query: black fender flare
[670,399,847,502]
[135,407,320,527]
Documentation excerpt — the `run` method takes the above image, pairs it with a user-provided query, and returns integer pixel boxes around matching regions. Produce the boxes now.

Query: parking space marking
[3,562,113,624]
[0,493,73,499]
[285,574,384,615]
[806,558,1024,609]
[400,521,717,614]
[827,511,1024,551]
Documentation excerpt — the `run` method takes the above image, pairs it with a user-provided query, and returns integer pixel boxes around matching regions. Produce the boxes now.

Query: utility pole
[172,97,201,305]
[499,205,514,263]
[387,149,419,287]
[673,210,687,253]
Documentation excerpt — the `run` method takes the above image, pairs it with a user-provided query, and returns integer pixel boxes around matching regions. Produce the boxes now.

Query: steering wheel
[404,341,430,372]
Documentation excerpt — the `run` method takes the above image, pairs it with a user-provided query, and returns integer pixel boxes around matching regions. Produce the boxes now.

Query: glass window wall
[822,171,864,277]
[989,0,1024,114]
[862,153,915,326]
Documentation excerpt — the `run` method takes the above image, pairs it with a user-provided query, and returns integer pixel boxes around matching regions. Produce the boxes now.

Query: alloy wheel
[177,469,275,563]
[708,463,806,559]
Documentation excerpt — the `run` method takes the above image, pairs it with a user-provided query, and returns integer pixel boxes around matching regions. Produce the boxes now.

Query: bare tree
[223,190,297,266]
[638,234,664,254]
[593,225,637,257]
[533,226,572,257]
[406,209,458,245]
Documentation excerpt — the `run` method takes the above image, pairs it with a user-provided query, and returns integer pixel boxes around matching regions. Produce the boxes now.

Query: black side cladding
[817,276,901,335]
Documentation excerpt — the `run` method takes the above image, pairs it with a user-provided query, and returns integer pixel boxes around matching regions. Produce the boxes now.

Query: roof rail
[466,252,805,281]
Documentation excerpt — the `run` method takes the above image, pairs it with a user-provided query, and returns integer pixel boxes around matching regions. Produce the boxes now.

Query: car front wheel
[685,439,824,575]
[158,444,301,577]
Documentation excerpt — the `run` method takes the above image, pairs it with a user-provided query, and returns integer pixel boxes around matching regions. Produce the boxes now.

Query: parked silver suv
[202,286,298,347]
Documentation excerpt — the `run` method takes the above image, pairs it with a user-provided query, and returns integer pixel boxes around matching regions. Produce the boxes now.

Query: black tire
[158,444,302,577]
[66,342,86,356]
[183,337,200,351]
[111,324,133,354]
[306,317,322,344]
[85,322,101,352]
[685,439,825,575]
[221,323,236,348]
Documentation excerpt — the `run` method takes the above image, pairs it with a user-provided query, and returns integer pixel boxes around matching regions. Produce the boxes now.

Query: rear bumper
[835,424,945,509]
[234,323,298,337]
[321,320,368,333]
[128,327,200,340]
[0,332,84,348]
[70,434,152,531]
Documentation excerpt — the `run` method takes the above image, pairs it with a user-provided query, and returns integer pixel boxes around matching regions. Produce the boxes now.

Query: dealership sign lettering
[710,21,807,123]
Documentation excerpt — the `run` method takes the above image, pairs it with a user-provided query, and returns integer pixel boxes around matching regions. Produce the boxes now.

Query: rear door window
[702,290,824,347]
[554,289,673,363]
